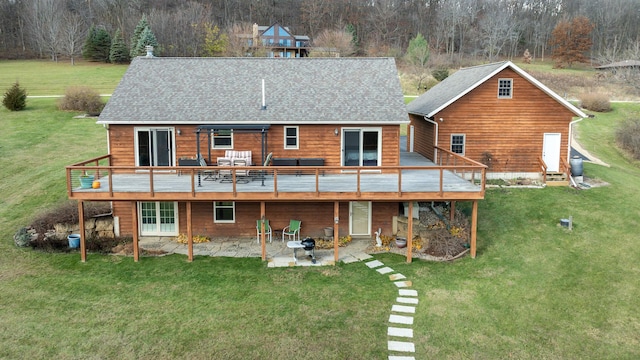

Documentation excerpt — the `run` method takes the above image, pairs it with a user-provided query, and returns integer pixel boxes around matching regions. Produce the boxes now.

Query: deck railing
[66,154,486,201]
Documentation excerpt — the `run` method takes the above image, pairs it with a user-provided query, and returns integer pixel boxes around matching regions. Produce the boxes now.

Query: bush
[580,92,611,112]
[58,86,105,115]
[616,118,640,160]
[432,68,449,82]
[2,81,27,111]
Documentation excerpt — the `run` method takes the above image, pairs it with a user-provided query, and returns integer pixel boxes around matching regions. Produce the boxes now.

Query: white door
[349,201,371,236]
[139,201,178,236]
[543,133,561,172]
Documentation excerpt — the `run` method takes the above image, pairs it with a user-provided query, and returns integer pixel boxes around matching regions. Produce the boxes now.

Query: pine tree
[2,82,27,111]
[130,15,150,58]
[132,27,159,57]
[83,26,111,62]
[109,29,130,64]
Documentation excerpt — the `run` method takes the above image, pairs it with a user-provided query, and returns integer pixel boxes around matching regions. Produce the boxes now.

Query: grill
[301,237,316,264]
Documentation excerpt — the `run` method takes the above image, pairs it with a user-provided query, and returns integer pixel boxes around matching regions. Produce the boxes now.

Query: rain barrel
[570,156,583,177]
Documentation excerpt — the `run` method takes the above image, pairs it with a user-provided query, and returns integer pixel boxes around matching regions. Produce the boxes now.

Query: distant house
[244,23,310,58]
[66,56,487,263]
[595,60,640,73]
[407,61,588,183]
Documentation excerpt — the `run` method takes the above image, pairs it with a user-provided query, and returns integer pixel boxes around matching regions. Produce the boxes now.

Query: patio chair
[233,158,251,183]
[198,155,216,181]
[256,219,272,244]
[282,219,301,242]
[217,157,232,182]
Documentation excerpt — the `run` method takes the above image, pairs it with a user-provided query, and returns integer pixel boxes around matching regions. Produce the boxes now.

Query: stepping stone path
[364,258,418,360]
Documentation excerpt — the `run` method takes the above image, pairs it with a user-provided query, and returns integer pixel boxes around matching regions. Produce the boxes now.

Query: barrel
[570,156,583,177]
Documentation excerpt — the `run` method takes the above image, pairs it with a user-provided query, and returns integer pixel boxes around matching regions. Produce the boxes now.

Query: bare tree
[59,12,86,65]
[311,28,355,57]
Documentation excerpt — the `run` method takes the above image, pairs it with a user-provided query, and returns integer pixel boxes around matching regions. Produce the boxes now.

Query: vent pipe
[261,79,267,110]
[145,46,154,58]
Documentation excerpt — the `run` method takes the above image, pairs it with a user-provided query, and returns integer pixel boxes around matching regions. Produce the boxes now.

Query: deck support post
[406,201,413,263]
[334,201,339,263]
[187,202,193,262]
[450,201,456,222]
[131,201,139,262]
[260,202,266,261]
[471,200,478,258]
[78,200,86,262]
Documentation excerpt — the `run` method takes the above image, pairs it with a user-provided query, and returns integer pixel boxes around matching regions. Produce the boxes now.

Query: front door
[136,128,174,167]
[349,201,371,236]
[543,133,561,172]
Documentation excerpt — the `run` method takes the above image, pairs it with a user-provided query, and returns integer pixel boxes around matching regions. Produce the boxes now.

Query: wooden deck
[67,152,486,202]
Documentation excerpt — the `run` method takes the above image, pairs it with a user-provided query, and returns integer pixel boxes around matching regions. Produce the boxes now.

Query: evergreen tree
[83,26,111,62]
[132,27,159,57]
[130,15,150,58]
[3,82,27,111]
[109,29,130,64]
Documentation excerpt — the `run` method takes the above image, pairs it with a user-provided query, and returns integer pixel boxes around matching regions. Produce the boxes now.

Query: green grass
[1,62,640,359]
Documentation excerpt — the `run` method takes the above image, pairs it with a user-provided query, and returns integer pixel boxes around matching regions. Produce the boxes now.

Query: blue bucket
[68,234,81,248]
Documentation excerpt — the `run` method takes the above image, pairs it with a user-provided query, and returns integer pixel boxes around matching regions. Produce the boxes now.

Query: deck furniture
[233,158,251,183]
[282,219,301,242]
[298,158,325,175]
[178,158,199,176]
[256,219,272,244]
[198,155,217,180]
[217,157,232,182]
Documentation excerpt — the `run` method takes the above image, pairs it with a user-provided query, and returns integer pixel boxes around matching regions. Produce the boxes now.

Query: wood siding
[410,68,578,173]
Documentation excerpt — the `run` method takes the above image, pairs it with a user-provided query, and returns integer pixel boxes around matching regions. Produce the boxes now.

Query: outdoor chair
[233,158,251,183]
[256,219,272,244]
[198,155,216,181]
[282,219,301,242]
[217,157,232,182]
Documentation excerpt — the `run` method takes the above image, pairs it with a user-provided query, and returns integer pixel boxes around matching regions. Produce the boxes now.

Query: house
[406,61,588,183]
[66,56,486,263]
[244,23,310,58]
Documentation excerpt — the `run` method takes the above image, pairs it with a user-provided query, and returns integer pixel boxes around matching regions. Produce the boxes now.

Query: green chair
[282,219,301,242]
[256,219,272,244]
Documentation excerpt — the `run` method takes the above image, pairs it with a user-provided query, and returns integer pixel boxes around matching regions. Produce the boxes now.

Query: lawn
[1,62,640,359]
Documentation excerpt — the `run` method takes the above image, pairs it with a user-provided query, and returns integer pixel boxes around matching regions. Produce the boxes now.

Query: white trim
[214,201,236,223]
[349,201,371,236]
[212,129,234,149]
[498,78,513,99]
[450,134,466,155]
[133,127,176,167]
[283,126,299,150]
[341,127,382,167]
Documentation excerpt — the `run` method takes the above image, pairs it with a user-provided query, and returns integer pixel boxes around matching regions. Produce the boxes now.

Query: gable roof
[406,61,587,119]
[98,57,408,125]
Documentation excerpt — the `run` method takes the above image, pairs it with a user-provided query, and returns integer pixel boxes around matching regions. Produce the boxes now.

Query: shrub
[2,81,27,111]
[580,92,611,112]
[616,118,640,160]
[432,68,449,82]
[58,86,105,115]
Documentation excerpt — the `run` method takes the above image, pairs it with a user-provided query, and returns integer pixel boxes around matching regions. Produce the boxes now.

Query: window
[139,202,178,236]
[342,128,381,167]
[212,129,233,149]
[498,78,512,98]
[214,202,235,223]
[451,134,465,155]
[284,126,298,149]
[135,128,174,166]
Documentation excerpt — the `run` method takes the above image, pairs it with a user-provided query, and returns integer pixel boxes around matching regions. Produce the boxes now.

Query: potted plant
[79,174,94,189]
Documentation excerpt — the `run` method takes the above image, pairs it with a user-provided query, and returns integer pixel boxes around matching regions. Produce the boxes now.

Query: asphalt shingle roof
[98,57,408,125]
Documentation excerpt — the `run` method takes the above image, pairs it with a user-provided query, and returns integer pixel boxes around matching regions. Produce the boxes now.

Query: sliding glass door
[342,128,381,167]
[136,128,174,167]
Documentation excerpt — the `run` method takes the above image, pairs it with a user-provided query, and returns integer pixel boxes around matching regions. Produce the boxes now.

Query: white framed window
[134,127,175,166]
[139,201,178,236]
[212,129,233,149]
[214,202,235,223]
[498,78,513,98]
[451,134,466,155]
[284,126,299,149]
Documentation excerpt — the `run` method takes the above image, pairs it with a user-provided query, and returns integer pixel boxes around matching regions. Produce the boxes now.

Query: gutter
[568,116,585,187]
[423,115,439,161]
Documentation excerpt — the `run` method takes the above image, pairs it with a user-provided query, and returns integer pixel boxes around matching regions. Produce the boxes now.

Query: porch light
[334,128,339,136]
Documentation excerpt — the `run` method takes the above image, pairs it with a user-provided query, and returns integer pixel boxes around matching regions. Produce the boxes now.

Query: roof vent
[261,79,267,110]
[145,46,154,58]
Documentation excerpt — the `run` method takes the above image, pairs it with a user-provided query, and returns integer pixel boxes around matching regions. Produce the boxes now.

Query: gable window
[498,78,513,98]
[451,134,466,155]
[284,126,299,149]
[212,129,233,149]
[214,202,235,223]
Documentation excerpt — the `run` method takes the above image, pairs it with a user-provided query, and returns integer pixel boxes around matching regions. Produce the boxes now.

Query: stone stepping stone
[365,259,385,268]
[377,266,394,274]
[388,327,413,338]
[392,305,416,314]
[399,289,418,297]
[397,297,419,305]
[388,341,415,352]
[389,314,413,325]
[388,356,415,360]
[394,280,412,288]
[389,273,406,281]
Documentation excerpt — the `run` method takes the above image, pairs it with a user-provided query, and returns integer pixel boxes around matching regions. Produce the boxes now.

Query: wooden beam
[471,200,478,258]
[78,200,86,262]
[406,201,413,263]
[334,201,339,263]
[450,201,456,222]
[260,202,266,261]
[131,201,139,262]
[187,201,193,262]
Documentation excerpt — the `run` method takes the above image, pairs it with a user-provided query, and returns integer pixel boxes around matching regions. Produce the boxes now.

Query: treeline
[1,0,638,64]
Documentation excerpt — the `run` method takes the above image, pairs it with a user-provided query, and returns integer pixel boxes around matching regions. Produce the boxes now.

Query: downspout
[568,117,585,187]
[423,115,439,162]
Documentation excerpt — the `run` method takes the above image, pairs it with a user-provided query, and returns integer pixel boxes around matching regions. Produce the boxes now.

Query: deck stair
[545,172,569,186]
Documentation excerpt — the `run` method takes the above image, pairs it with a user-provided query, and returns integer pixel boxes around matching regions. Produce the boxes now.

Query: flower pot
[67,234,80,248]
[324,227,333,237]
[395,237,407,248]
[79,175,94,189]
